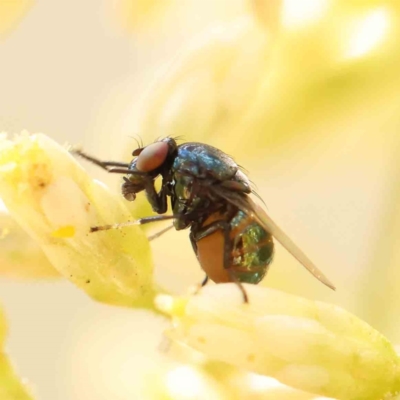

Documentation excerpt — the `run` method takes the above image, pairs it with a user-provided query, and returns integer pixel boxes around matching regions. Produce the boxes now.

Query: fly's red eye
[136,141,169,172]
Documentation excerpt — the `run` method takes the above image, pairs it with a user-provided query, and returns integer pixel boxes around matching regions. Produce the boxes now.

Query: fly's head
[122,137,177,201]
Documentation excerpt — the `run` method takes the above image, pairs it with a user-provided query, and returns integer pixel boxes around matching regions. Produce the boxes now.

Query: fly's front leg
[144,179,168,214]
[72,149,130,171]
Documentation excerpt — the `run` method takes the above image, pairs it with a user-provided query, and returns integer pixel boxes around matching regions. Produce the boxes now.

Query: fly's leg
[73,148,172,231]
[123,175,169,213]
[190,232,209,291]
[189,231,200,261]
[73,149,169,213]
[90,215,175,232]
[191,275,209,296]
[192,221,249,303]
[200,275,209,287]
[76,156,169,214]
[73,149,148,175]
[72,149,131,171]
[227,269,249,303]
[148,224,174,241]
[144,179,168,214]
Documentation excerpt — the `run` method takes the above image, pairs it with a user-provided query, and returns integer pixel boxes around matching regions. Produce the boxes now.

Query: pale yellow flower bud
[0,205,59,278]
[0,132,156,308]
[0,307,33,400]
[157,284,400,400]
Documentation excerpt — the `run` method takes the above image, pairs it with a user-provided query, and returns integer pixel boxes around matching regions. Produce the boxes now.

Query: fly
[73,138,335,302]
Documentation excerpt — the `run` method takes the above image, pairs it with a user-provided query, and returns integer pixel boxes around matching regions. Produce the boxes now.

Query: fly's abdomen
[230,213,274,284]
[196,209,274,284]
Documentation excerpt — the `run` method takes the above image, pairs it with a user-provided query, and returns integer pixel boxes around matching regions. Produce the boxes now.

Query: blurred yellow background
[1,0,400,399]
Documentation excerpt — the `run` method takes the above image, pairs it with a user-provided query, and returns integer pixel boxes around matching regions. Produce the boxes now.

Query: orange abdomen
[196,208,274,284]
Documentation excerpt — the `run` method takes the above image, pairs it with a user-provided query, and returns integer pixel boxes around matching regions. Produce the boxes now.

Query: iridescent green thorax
[172,173,206,230]
[230,211,274,284]
[170,143,251,231]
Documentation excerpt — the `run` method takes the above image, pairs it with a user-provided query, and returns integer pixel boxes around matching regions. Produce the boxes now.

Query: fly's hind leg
[200,275,209,286]
[148,224,174,241]
[191,221,248,303]
[190,232,209,292]
[226,269,249,303]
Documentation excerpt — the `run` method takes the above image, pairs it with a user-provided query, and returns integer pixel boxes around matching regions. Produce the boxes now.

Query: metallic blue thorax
[169,143,248,230]
[172,143,238,180]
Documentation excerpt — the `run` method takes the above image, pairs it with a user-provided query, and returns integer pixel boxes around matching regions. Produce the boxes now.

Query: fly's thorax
[171,172,208,218]
[173,142,239,181]
[171,194,210,230]
[173,173,194,201]
[170,173,197,230]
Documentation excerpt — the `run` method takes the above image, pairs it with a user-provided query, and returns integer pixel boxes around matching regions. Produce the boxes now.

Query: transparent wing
[211,186,336,290]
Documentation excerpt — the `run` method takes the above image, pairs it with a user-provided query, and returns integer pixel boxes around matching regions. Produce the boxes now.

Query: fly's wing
[210,185,336,290]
